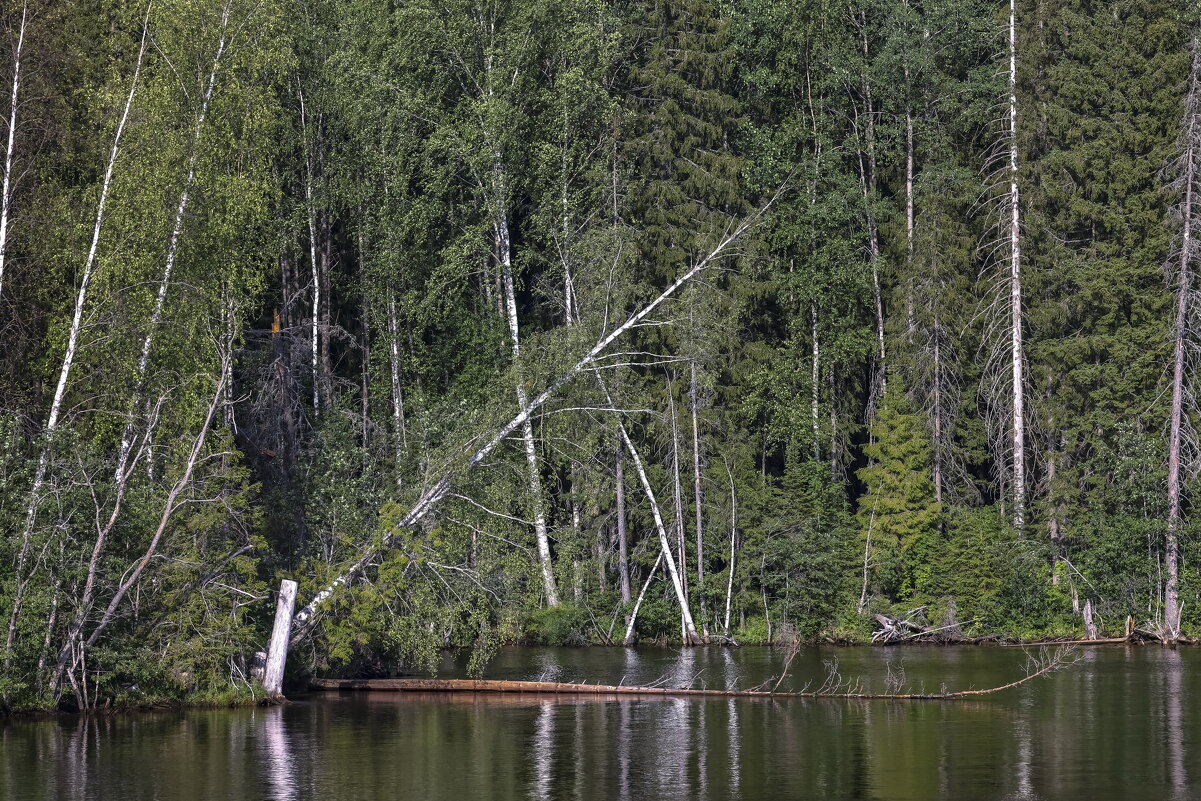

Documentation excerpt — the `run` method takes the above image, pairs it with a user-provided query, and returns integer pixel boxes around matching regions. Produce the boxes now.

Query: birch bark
[1007,0,1026,530]
[51,6,232,692]
[0,0,25,302]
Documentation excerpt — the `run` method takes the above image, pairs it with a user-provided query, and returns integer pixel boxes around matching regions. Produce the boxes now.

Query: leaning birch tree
[3,8,150,680]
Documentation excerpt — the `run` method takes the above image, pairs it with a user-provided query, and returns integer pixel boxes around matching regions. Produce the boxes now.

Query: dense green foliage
[0,0,1197,710]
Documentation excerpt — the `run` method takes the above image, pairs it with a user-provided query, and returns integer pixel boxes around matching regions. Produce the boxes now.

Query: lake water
[2,645,1196,800]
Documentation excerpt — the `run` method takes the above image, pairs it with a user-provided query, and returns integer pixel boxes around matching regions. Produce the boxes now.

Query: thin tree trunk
[623,551,663,646]
[1008,0,1026,530]
[290,207,766,634]
[610,404,701,645]
[495,193,560,606]
[668,385,687,596]
[78,365,229,669]
[932,325,944,504]
[298,86,320,413]
[905,86,915,341]
[690,361,708,637]
[0,0,26,302]
[5,12,150,685]
[50,8,232,694]
[1165,39,1200,641]
[616,443,632,630]
[855,20,887,394]
[811,303,820,460]
[723,468,736,636]
[387,290,407,485]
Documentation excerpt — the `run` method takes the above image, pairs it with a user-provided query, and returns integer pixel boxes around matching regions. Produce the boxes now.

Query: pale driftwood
[263,580,298,697]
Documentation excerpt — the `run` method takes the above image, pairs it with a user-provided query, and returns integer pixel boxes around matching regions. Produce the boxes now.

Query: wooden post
[264,579,298,697]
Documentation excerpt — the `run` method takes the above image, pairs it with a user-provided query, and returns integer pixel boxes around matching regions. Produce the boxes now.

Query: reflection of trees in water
[1166,649,1187,799]
[529,699,554,801]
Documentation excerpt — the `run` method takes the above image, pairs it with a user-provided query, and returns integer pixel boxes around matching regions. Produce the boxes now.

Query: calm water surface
[2,645,1196,800]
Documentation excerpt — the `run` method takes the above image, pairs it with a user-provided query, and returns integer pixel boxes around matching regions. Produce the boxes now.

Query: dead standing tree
[976,0,1027,533]
[1163,36,1201,643]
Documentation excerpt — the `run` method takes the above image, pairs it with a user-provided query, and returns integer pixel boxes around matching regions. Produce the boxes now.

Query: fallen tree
[308,645,1079,700]
[291,201,773,641]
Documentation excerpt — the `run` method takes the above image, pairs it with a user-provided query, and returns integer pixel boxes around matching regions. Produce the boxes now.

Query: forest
[0,0,1198,711]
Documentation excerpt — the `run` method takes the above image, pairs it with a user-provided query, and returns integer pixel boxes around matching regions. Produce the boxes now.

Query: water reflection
[1165,649,1187,799]
[262,706,297,801]
[530,700,554,801]
[1,646,1197,801]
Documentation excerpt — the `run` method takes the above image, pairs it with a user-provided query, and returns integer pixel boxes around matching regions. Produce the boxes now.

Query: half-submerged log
[310,649,1076,701]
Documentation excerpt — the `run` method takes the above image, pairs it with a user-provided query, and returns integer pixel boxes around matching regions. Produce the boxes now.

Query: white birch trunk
[290,209,765,633]
[623,551,663,646]
[1008,0,1026,530]
[298,87,320,413]
[613,413,701,644]
[5,12,150,676]
[689,361,708,637]
[0,0,26,302]
[495,193,560,606]
[50,7,232,693]
[811,303,820,460]
[81,365,229,657]
[905,87,915,341]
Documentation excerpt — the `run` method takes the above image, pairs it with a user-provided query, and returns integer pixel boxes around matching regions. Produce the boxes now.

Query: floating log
[309,656,1070,701]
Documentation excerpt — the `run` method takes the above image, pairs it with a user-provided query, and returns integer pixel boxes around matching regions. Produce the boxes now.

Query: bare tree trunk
[905,87,915,342]
[0,0,26,302]
[5,13,149,686]
[1008,0,1026,531]
[690,361,709,638]
[723,468,736,635]
[932,325,944,504]
[290,208,766,634]
[298,86,320,413]
[668,386,687,596]
[616,443,631,630]
[79,365,229,663]
[1165,39,1200,641]
[611,409,701,645]
[387,290,407,485]
[495,193,560,606]
[811,303,820,460]
[854,19,887,395]
[623,551,663,646]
